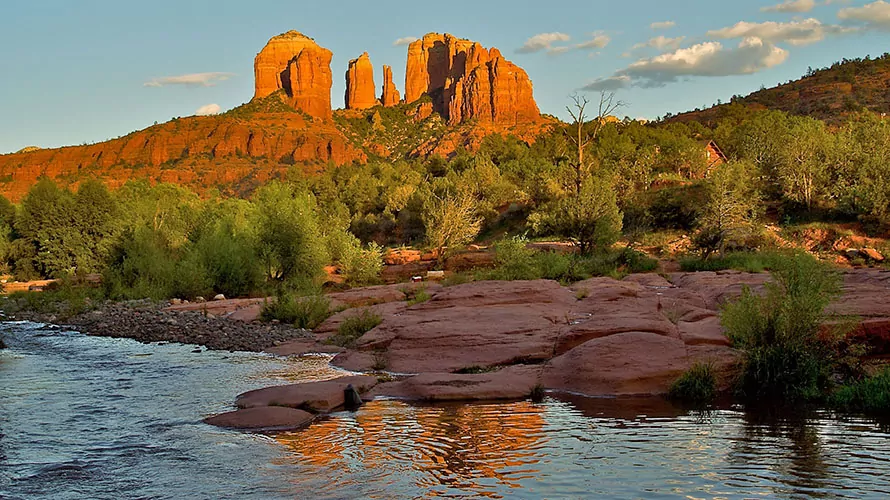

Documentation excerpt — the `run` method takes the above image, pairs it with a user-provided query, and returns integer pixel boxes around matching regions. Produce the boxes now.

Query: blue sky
[2,0,890,153]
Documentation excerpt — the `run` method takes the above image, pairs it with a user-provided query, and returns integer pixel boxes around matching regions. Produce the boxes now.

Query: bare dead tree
[564,91,626,192]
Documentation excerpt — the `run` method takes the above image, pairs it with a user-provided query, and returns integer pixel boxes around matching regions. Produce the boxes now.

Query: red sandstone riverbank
[199,269,890,431]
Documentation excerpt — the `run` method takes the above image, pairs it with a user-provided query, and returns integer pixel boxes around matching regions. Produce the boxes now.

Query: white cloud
[650,21,676,29]
[575,33,611,50]
[761,0,816,13]
[582,37,788,90]
[631,35,687,52]
[393,36,419,46]
[195,103,221,116]
[144,72,234,87]
[838,1,890,29]
[517,32,572,54]
[707,18,854,46]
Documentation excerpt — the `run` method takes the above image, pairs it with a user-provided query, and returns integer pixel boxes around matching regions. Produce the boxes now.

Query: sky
[2,0,890,154]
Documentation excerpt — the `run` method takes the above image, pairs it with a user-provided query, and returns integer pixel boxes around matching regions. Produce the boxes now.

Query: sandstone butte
[345,52,378,110]
[380,65,401,107]
[405,33,541,126]
[0,30,547,201]
[254,30,333,120]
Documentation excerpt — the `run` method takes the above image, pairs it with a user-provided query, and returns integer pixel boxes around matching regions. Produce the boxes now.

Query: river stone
[235,375,378,412]
[203,407,314,431]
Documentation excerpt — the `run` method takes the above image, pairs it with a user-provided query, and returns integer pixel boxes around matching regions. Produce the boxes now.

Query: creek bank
[9,300,313,352]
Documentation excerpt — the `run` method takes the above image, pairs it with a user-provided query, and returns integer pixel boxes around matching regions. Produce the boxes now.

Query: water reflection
[275,400,547,496]
[273,395,890,499]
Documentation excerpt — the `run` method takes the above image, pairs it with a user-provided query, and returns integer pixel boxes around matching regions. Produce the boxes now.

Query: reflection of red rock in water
[273,399,546,489]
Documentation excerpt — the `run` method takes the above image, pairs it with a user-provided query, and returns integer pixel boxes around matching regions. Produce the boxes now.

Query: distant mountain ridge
[668,53,890,125]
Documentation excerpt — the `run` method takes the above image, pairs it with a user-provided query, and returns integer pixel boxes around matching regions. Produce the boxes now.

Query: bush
[679,251,787,273]
[341,242,384,286]
[720,251,841,402]
[260,292,332,330]
[831,368,890,414]
[669,362,717,404]
[327,310,382,347]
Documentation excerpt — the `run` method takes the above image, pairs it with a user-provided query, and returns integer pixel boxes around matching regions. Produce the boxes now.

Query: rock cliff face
[345,52,378,110]
[404,33,540,125]
[254,31,333,119]
[380,65,401,107]
[0,111,366,201]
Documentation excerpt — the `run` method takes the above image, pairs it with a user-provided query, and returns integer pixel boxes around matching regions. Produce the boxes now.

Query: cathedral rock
[345,52,378,110]
[404,33,541,125]
[254,31,333,119]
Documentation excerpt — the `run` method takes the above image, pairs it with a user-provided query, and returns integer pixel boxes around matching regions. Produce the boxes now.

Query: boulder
[542,332,693,397]
[235,375,378,412]
[345,52,377,110]
[380,64,401,107]
[203,407,314,431]
[254,30,333,119]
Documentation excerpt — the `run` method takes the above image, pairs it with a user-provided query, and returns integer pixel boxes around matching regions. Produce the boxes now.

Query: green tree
[694,161,760,258]
[776,117,831,210]
[421,190,482,261]
[252,182,329,290]
[529,175,623,254]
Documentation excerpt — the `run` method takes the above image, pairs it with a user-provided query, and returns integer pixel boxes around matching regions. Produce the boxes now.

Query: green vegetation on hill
[670,53,890,124]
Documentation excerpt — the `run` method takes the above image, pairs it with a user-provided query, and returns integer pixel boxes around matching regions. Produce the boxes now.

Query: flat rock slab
[372,365,542,402]
[264,339,344,357]
[203,407,315,431]
[236,375,378,412]
[314,301,408,334]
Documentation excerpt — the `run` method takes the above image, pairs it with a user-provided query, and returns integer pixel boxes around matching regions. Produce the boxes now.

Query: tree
[15,178,81,277]
[694,161,761,258]
[252,182,329,290]
[529,175,623,254]
[777,117,830,210]
[565,92,625,190]
[421,190,482,262]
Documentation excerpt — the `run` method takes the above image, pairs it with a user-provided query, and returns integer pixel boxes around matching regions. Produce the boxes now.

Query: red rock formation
[380,65,400,107]
[345,52,378,110]
[254,31,333,119]
[404,33,541,125]
[0,112,366,201]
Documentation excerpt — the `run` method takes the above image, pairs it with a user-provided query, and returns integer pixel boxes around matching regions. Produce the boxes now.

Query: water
[2,323,889,499]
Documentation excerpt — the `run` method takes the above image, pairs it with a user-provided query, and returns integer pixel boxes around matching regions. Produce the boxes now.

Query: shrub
[669,362,717,404]
[721,251,842,402]
[260,292,332,330]
[830,367,890,414]
[679,251,787,273]
[405,286,431,306]
[341,242,384,286]
[489,237,541,281]
[327,310,382,348]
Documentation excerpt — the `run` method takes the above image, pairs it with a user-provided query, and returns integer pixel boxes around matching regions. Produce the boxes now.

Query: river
[1,322,889,499]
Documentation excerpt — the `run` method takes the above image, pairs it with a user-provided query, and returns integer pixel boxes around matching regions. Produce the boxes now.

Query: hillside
[669,53,890,125]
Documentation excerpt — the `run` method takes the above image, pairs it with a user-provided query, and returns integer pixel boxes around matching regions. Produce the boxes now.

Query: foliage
[529,175,623,254]
[260,292,332,330]
[720,252,842,402]
[669,362,717,404]
[693,161,761,259]
[830,367,890,414]
[422,191,482,261]
[679,251,788,273]
[327,310,382,348]
[405,286,431,306]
